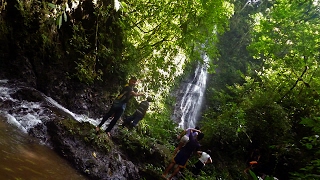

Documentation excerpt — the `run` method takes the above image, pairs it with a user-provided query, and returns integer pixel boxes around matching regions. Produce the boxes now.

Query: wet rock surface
[0,79,168,180]
[46,120,140,180]
[0,82,140,180]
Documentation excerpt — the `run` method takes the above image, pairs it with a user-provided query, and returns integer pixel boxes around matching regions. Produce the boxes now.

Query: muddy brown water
[0,117,87,180]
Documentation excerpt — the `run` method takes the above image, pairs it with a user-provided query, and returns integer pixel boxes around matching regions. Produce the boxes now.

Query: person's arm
[197,151,202,157]
[257,155,261,161]
[206,157,213,164]
[189,128,201,133]
[177,129,187,139]
[131,90,144,96]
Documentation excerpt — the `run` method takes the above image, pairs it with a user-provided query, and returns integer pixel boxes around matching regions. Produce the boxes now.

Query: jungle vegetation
[0,0,319,179]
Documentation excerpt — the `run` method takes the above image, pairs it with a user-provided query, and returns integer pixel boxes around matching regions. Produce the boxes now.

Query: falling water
[174,54,209,129]
[0,79,99,133]
[0,78,144,179]
[0,79,99,179]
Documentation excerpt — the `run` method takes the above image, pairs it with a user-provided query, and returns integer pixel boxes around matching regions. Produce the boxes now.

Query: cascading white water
[0,80,88,179]
[0,80,99,134]
[174,54,209,129]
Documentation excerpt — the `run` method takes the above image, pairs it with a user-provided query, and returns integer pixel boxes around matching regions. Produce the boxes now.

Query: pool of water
[0,117,87,180]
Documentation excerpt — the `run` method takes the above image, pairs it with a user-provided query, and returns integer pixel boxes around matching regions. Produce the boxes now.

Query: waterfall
[0,80,91,179]
[0,80,99,135]
[173,54,209,129]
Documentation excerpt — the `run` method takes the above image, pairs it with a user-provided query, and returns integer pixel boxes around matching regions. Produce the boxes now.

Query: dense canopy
[0,0,320,179]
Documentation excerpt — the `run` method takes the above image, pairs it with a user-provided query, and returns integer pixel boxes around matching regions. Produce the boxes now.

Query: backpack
[113,85,132,105]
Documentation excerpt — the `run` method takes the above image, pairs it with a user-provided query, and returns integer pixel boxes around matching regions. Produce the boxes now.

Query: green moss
[59,119,113,152]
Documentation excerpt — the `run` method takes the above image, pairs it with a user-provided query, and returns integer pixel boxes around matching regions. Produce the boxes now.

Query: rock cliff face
[0,80,131,178]
[0,80,166,180]
[0,54,117,120]
[46,120,140,180]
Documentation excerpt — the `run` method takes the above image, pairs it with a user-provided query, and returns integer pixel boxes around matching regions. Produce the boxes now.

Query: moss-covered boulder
[46,119,140,180]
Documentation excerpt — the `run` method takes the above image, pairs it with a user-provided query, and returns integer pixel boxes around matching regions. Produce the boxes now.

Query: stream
[0,116,87,180]
[0,79,94,179]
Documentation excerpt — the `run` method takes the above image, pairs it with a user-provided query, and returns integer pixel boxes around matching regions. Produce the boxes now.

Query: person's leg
[97,107,115,131]
[162,161,175,177]
[192,166,201,175]
[105,107,124,133]
[173,143,182,155]
[173,139,186,155]
[123,115,135,127]
[131,114,143,127]
[192,161,204,175]
[244,167,250,174]
[168,166,181,180]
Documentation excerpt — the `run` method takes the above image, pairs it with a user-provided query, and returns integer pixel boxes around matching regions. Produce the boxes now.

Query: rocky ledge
[0,80,169,180]
[45,119,170,180]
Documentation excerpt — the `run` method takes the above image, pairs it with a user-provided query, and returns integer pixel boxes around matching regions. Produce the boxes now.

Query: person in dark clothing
[162,132,205,180]
[174,126,201,155]
[244,148,261,174]
[122,96,153,128]
[95,77,144,136]
[191,149,212,175]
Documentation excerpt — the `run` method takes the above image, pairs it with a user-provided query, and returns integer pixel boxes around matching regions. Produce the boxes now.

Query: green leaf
[63,11,67,22]
[58,15,62,28]
[120,2,128,12]
[249,170,258,180]
[264,176,275,180]
[47,3,55,9]
[306,144,313,150]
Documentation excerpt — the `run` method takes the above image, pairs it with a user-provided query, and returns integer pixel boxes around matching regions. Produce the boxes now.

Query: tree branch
[278,66,308,102]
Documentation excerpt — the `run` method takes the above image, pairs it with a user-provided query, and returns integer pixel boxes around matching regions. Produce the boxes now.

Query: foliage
[290,117,320,179]
[119,0,234,95]
[248,3,320,176]
[208,0,269,92]
[6,0,320,179]
[201,0,320,179]
[0,0,235,118]
[115,123,175,168]
[138,113,177,144]
[1,0,234,177]
[249,170,275,180]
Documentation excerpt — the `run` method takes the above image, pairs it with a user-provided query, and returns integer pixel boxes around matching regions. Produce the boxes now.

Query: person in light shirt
[192,149,213,175]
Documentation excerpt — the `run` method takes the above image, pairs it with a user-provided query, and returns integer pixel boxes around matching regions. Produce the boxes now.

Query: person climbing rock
[122,96,153,128]
[162,132,204,180]
[95,77,144,136]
